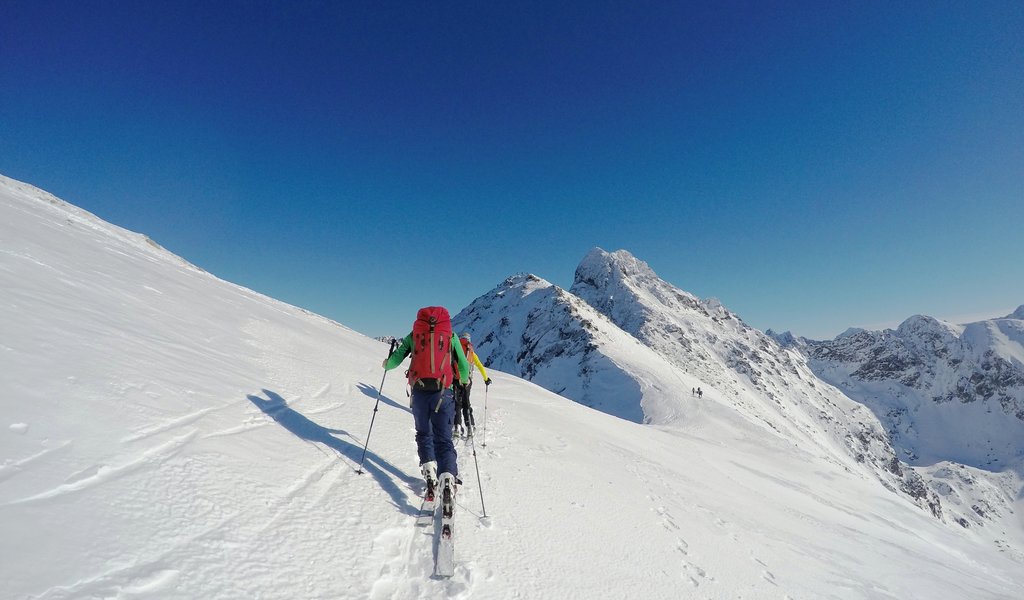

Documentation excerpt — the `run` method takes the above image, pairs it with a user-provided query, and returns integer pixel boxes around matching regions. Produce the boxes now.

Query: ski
[416,480,436,527]
[435,473,456,577]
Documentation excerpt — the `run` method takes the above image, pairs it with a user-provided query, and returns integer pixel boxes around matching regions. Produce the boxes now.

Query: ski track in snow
[120,407,217,443]
[363,460,481,596]
[5,431,197,506]
[368,519,445,599]
[32,498,251,600]
[0,440,72,482]
[363,424,501,598]
[35,563,183,600]
[256,455,346,535]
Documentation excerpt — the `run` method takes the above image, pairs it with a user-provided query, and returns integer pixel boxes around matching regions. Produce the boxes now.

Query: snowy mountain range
[455,248,1024,539]
[2,173,1023,598]
[777,310,1024,464]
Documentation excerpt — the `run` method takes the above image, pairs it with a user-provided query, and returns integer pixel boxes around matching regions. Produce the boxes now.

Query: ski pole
[481,383,489,447]
[356,338,398,475]
[471,436,487,518]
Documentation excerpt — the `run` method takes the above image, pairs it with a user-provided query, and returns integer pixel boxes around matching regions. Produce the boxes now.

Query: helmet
[460,332,471,341]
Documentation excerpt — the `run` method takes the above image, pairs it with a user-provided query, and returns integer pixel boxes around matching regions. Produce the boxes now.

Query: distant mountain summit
[570,248,797,402]
[451,272,689,424]
[570,247,705,336]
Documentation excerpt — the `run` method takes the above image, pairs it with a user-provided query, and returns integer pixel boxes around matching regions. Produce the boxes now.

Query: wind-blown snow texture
[2,175,1023,598]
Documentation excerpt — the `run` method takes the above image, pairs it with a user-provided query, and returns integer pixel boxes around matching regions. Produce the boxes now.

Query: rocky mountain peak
[895,314,960,337]
[573,247,658,293]
[571,248,705,335]
[837,327,868,339]
[766,329,804,349]
[502,272,549,291]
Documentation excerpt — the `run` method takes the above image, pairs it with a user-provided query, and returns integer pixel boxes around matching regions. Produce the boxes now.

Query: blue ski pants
[411,387,458,477]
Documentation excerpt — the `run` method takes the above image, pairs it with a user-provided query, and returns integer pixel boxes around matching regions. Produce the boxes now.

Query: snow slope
[2,174,1023,599]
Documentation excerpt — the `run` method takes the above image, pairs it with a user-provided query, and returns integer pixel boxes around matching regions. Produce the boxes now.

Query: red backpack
[409,306,453,391]
[460,338,474,362]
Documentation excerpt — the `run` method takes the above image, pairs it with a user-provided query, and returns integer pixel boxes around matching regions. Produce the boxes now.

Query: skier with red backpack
[382,306,471,499]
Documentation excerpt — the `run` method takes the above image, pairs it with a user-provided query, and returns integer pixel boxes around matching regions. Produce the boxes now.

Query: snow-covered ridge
[2,175,1023,598]
[452,273,692,424]
[0,174,201,272]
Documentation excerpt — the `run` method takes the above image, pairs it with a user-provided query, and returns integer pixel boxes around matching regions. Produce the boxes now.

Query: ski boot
[420,461,438,501]
[439,472,457,520]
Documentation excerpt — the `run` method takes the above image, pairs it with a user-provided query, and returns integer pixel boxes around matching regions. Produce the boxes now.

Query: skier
[452,332,492,438]
[697,387,703,399]
[382,307,471,499]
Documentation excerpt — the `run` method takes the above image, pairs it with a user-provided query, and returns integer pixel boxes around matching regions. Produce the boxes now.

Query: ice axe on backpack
[356,338,398,475]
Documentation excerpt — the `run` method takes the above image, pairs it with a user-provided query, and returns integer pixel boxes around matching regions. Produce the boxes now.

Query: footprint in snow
[680,559,709,587]
[651,505,681,532]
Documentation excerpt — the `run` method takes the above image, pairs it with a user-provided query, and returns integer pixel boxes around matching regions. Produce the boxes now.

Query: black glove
[485,378,492,387]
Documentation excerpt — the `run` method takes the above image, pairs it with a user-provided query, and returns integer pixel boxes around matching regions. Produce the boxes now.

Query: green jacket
[384,332,471,387]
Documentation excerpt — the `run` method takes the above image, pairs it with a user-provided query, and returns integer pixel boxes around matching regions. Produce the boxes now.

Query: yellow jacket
[459,339,489,383]
[467,349,489,382]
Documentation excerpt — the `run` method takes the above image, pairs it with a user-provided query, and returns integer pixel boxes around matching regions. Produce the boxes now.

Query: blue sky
[2,1,1022,339]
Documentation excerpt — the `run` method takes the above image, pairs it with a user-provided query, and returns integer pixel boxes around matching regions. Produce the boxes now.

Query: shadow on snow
[356,381,411,414]
[246,389,420,517]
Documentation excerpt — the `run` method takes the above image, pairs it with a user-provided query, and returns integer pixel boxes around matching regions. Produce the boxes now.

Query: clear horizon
[2,1,1022,339]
